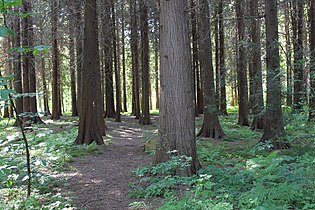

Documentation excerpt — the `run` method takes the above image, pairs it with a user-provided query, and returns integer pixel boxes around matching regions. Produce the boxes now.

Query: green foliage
[0,120,100,209]
[133,113,315,210]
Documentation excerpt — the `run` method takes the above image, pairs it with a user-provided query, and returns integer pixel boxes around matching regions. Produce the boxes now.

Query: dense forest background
[0,0,315,209]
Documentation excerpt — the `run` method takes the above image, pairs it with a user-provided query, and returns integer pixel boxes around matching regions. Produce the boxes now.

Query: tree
[75,0,105,145]
[104,0,116,118]
[236,0,249,126]
[260,0,290,149]
[69,2,78,117]
[51,0,61,120]
[130,0,140,119]
[121,1,128,113]
[292,0,305,111]
[153,0,199,176]
[12,6,23,126]
[249,0,264,130]
[309,0,315,120]
[139,0,151,125]
[219,0,227,116]
[197,0,225,139]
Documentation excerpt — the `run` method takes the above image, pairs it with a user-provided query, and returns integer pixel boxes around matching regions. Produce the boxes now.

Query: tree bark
[153,0,200,176]
[130,0,140,119]
[121,1,128,113]
[260,0,290,149]
[285,2,292,107]
[219,0,227,116]
[197,0,225,139]
[236,0,249,126]
[76,0,105,145]
[51,0,61,120]
[309,0,315,120]
[139,0,151,125]
[249,0,264,130]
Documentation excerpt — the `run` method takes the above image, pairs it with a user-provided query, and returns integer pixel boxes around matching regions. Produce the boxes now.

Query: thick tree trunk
[197,0,225,139]
[260,0,290,149]
[219,0,227,116]
[309,0,315,120]
[249,0,264,130]
[51,0,61,120]
[139,0,151,125]
[153,0,200,176]
[236,0,249,126]
[76,0,105,145]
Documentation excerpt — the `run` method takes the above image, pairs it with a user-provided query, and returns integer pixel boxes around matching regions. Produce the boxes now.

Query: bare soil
[62,115,160,210]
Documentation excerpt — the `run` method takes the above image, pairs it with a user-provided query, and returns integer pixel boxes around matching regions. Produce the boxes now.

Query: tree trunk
[41,57,51,116]
[139,0,151,125]
[75,0,83,116]
[22,0,31,123]
[197,0,225,139]
[104,0,116,118]
[309,0,315,120]
[69,7,78,117]
[260,0,290,149]
[153,0,200,176]
[112,1,121,122]
[214,6,220,110]
[51,0,61,120]
[249,0,264,130]
[12,6,23,126]
[130,0,140,119]
[76,0,105,145]
[292,0,305,111]
[285,2,292,107]
[219,0,227,116]
[121,1,128,113]
[236,0,249,126]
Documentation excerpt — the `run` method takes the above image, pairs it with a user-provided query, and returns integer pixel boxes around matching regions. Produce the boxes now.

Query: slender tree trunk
[76,0,105,145]
[197,0,225,139]
[219,0,227,116]
[154,14,160,110]
[41,57,51,116]
[285,2,292,107]
[249,0,264,130]
[75,0,83,116]
[153,0,200,176]
[130,0,140,119]
[292,0,305,111]
[261,0,290,149]
[121,1,128,112]
[51,0,61,120]
[12,7,23,126]
[214,6,220,110]
[309,0,315,120]
[139,0,151,125]
[112,1,121,122]
[69,8,78,117]
[104,0,116,118]
[236,0,249,126]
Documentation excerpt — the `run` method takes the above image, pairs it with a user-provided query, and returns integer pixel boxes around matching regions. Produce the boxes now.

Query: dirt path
[63,116,157,210]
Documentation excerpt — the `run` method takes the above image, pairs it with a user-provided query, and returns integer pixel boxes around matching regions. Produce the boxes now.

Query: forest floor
[60,115,160,210]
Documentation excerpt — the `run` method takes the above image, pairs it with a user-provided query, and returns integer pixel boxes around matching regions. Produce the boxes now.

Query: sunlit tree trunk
[153,0,200,176]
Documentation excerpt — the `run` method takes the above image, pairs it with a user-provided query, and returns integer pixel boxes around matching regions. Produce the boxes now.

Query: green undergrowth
[0,117,101,209]
[130,113,315,210]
